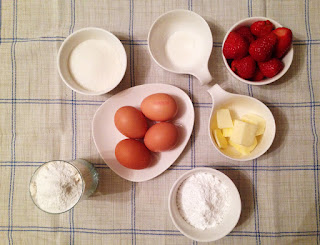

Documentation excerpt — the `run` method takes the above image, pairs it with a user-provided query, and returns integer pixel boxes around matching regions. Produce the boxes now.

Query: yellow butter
[213,129,228,149]
[229,138,258,155]
[216,109,233,129]
[222,128,233,137]
[230,120,258,147]
[241,113,266,136]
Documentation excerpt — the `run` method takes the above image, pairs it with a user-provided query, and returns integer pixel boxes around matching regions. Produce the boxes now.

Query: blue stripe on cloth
[252,159,259,245]
[2,162,320,171]
[255,158,261,244]
[69,0,76,244]
[186,0,194,169]
[129,1,136,244]
[1,38,320,45]
[0,226,320,238]
[8,0,17,244]
[247,2,259,243]
[0,0,2,45]
[129,0,135,88]
[305,0,320,244]
[247,0,253,99]
[188,0,195,173]
[1,100,320,109]
[1,99,320,107]
[1,225,320,235]
[2,165,320,172]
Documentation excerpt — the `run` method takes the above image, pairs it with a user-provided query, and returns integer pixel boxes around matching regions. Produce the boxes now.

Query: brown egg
[141,93,178,121]
[114,106,148,138]
[144,122,178,152]
[115,139,151,169]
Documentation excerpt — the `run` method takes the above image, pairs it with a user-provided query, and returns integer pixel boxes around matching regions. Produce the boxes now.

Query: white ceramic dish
[208,84,276,161]
[222,17,293,85]
[148,9,213,85]
[168,167,241,242]
[57,27,127,95]
[92,84,194,182]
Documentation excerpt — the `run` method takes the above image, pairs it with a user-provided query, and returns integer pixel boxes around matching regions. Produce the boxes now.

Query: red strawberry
[236,26,255,43]
[273,27,293,58]
[249,32,277,62]
[231,56,256,79]
[258,58,284,78]
[223,31,249,59]
[250,20,274,37]
[252,68,265,81]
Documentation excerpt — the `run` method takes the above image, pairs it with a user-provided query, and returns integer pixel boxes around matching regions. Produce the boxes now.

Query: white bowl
[222,17,293,85]
[148,10,213,85]
[168,167,241,242]
[208,84,276,161]
[57,27,127,95]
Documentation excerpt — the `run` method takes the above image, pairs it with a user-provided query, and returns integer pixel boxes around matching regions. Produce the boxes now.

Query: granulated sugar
[30,161,83,213]
[68,39,122,92]
[176,172,230,230]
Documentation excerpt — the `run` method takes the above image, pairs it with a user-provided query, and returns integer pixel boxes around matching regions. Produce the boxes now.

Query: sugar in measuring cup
[148,10,213,85]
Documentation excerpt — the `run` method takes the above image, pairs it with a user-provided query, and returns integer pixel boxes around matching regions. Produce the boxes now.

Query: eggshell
[115,139,151,169]
[144,122,178,152]
[114,106,148,138]
[141,93,178,121]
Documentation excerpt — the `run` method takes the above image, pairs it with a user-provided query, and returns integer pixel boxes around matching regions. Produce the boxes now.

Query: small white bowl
[168,167,241,242]
[208,84,276,161]
[57,27,127,95]
[148,10,213,85]
[222,17,293,85]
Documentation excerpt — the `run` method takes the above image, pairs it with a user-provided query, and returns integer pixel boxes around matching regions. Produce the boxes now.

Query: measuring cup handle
[194,66,212,85]
[207,84,228,105]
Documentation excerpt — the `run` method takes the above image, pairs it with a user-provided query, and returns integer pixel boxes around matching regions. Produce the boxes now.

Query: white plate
[92,84,195,182]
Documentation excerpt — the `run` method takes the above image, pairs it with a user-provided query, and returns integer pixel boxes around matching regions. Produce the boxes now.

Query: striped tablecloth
[0,0,319,244]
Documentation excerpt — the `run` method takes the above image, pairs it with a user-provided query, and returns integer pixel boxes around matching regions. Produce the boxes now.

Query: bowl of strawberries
[222,17,293,85]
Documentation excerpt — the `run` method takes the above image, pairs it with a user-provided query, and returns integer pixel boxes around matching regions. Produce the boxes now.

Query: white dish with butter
[208,84,276,161]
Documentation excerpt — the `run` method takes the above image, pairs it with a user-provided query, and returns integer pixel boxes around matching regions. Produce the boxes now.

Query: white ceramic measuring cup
[148,9,213,85]
[208,84,276,161]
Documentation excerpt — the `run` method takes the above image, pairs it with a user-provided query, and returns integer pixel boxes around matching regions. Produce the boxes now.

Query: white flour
[68,39,122,92]
[165,31,202,68]
[176,172,230,230]
[30,161,83,213]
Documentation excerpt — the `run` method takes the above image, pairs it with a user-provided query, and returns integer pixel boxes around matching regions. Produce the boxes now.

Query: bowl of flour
[57,27,127,95]
[29,159,99,214]
[168,167,241,242]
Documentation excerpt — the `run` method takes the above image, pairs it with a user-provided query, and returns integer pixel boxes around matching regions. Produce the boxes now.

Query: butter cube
[241,114,266,136]
[230,120,258,147]
[216,109,233,129]
[213,129,228,149]
[222,128,233,137]
[229,138,258,155]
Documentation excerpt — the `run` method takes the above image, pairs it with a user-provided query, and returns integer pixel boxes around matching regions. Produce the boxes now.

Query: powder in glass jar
[176,172,230,230]
[30,161,83,213]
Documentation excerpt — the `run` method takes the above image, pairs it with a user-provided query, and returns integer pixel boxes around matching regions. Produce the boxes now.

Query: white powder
[30,161,83,213]
[68,39,122,92]
[165,31,202,68]
[176,172,230,230]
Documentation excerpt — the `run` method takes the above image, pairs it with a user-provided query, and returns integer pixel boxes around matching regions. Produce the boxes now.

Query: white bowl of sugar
[57,27,127,95]
[168,167,241,242]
